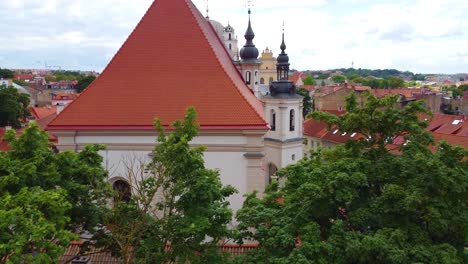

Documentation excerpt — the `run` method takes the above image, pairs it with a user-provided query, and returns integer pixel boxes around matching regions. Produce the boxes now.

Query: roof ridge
[185,0,267,126]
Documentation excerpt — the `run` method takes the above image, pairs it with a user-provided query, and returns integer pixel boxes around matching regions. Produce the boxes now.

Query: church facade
[47,0,303,212]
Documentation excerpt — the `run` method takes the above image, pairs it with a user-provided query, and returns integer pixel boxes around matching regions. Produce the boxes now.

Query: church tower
[263,32,304,182]
[236,8,261,98]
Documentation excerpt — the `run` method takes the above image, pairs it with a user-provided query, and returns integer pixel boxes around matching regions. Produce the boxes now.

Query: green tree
[296,88,312,118]
[100,108,236,263]
[0,69,13,79]
[76,75,97,93]
[12,79,29,87]
[0,123,110,263]
[388,76,406,88]
[235,93,468,263]
[0,85,30,128]
[302,76,316,86]
[331,74,346,84]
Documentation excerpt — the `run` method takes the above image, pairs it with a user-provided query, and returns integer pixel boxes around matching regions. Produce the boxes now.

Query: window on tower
[271,110,276,131]
[229,43,232,50]
[260,77,265,84]
[290,109,295,131]
[229,33,232,40]
[246,71,251,85]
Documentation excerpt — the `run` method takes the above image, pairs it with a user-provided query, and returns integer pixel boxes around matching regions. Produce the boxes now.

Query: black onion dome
[277,33,289,65]
[240,11,259,61]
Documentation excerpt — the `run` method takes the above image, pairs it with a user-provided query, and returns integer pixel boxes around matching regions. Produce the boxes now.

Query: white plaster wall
[75,135,247,145]
[63,132,258,214]
[203,152,249,212]
[100,149,248,212]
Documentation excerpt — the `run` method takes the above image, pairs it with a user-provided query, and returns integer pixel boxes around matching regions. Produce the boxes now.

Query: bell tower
[236,7,261,98]
[262,31,304,183]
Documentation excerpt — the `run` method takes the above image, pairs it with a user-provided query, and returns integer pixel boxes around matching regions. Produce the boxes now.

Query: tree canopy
[0,123,110,263]
[0,85,30,128]
[331,74,346,84]
[0,69,13,79]
[296,88,312,118]
[76,75,97,93]
[302,76,316,86]
[235,93,468,263]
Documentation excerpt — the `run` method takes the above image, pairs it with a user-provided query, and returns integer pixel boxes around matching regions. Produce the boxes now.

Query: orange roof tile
[48,0,267,131]
[31,106,57,120]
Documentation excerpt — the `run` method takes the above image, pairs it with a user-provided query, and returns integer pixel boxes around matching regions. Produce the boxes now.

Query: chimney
[56,104,65,114]
[71,256,91,264]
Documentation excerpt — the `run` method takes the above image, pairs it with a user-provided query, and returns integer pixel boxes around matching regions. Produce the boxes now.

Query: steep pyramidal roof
[48,0,267,131]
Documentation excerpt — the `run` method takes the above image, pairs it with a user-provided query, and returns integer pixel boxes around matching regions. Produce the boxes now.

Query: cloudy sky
[0,0,466,74]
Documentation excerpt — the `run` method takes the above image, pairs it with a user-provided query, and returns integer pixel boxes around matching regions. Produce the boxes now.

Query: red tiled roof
[14,74,34,81]
[290,72,306,84]
[304,112,468,149]
[52,93,79,101]
[299,85,315,91]
[48,0,267,131]
[371,88,422,99]
[31,106,57,120]
[427,114,468,136]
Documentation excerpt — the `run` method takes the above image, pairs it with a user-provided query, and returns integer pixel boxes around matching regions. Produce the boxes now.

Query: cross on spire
[246,0,254,16]
[205,0,209,19]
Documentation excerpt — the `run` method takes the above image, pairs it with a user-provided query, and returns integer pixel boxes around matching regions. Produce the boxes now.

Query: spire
[269,26,296,97]
[240,3,259,62]
[205,0,209,19]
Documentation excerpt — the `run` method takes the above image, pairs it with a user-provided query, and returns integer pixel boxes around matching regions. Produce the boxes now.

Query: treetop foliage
[0,123,110,263]
[0,85,30,128]
[235,93,468,263]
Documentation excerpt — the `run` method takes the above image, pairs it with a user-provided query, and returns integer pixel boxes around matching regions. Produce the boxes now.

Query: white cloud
[0,0,466,73]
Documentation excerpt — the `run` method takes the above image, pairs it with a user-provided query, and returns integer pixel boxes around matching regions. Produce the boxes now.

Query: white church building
[47,0,303,212]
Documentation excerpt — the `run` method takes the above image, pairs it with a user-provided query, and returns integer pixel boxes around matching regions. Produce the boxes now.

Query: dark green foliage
[443,84,468,98]
[101,108,236,264]
[0,85,30,128]
[0,123,110,263]
[0,69,13,79]
[236,93,468,263]
[76,75,97,93]
[296,88,312,118]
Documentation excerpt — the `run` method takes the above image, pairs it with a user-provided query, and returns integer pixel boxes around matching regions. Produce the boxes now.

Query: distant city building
[259,47,276,85]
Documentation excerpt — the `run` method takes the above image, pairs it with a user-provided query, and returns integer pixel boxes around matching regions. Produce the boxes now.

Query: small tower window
[229,43,232,50]
[290,109,295,131]
[260,78,265,84]
[229,33,232,40]
[246,71,251,85]
[271,110,276,131]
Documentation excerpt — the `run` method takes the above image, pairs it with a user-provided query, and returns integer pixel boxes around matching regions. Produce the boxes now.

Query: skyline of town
[0,0,466,73]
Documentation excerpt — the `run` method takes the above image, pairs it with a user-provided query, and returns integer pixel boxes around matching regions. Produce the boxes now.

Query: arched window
[254,71,258,84]
[290,109,295,131]
[113,180,131,202]
[260,78,265,84]
[271,109,276,131]
[245,71,251,85]
[269,77,274,84]
[229,43,232,50]
[268,163,278,185]
[228,33,232,40]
